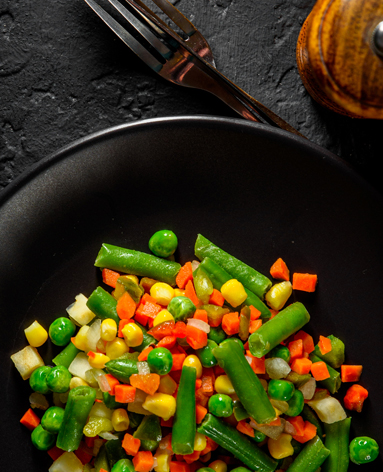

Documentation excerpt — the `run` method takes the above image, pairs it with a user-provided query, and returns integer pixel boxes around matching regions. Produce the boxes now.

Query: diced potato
[308,396,347,423]
[11,345,44,380]
[68,352,92,380]
[48,451,83,472]
[66,293,95,326]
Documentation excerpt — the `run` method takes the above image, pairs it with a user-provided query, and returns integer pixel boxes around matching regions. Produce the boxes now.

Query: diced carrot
[183,450,201,464]
[195,388,209,407]
[221,312,240,336]
[99,469,109,472]
[293,330,315,354]
[148,320,176,340]
[245,351,265,374]
[186,325,208,349]
[141,293,159,304]
[135,300,162,319]
[270,310,279,318]
[208,289,225,307]
[161,417,174,427]
[318,335,332,355]
[171,353,187,371]
[115,384,136,403]
[138,346,154,362]
[291,357,312,375]
[156,335,177,349]
[292,273,317,292]
[286,415,305,436]
[75,442,93,464]
[195,379,202,390]
[194,309,208,323]
[170,462,191,472]
[293,421,317,443]
[116,291,136,320]
[201,370,215,394]
[249,319,262,334]
[199,452,211,463]
[176,262,194,289]
[311,361,330,381]
[105,373,120,394]
[236,420,255,437]
[214,365,225,376]
[122,433,141,455]
[133,450,154,472]
[134,311,150,326]
[196,404,208,423]
[20,408,40,430]
[288,339,303,361]
[184,280,201,307]
[341,365,363,383]
[173,321,187,338]
[102,268,121,288]
[270,258,290,281]
[47,446,64,461]
[118,318,135,337]
[249,305,262,320]
[344,384,368,412]
[267,417,281,427]
[130,374,160,395]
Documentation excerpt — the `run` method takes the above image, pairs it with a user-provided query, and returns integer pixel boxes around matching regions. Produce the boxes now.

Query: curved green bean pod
[285,435,330,472]
[321,417,351,472]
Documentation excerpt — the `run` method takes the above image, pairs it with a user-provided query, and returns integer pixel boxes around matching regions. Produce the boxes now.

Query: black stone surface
[1,0,382,193]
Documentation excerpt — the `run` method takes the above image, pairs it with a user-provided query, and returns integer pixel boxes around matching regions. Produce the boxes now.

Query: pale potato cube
[11,345,44,380]
[48,452,83,472]
[66,293,95,326]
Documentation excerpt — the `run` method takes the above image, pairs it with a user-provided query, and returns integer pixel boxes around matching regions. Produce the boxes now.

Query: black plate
[1,116,382,470]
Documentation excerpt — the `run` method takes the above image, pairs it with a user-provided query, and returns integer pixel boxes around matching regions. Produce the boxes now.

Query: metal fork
[83,0,304,137]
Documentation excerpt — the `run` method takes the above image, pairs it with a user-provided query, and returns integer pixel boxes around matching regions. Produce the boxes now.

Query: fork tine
[149,0,196,37]
[83,0,163,71]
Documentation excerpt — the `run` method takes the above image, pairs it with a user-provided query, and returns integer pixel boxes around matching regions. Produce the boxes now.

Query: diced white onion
[48,452,83,472]
[308,396,347,424]
[249,417,285,440]
[29,392,49,410]
[191,260,200,271]
[99,431,119,440]
[269,399,289,414]
[68,352,92,381]
[89,402,113,419]
[86,318,102,352]
[187,318,210,333]
[151,457,158,471]
[137,361,151,376]
[299,377,316,400]
[245,355,253,365]
[265,357,291,379]
[91,369,111,392]
[284,420,297,436]
[134,388,149,403]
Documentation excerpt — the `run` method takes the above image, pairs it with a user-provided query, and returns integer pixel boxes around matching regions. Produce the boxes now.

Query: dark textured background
[1,0,382,193]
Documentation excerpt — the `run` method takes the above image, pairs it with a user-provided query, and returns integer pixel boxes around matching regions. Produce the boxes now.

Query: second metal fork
[83,0,304,137]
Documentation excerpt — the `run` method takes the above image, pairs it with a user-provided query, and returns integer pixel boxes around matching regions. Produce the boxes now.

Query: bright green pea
[349,436,379,464]
[31,424,56,450]
[268,379,295,402]
[285,389,304,417]
[253,430,267,443]
[46,365,72,393]
[147,347,173,375]
[29,365,52,394]
[149,230,178,258]
[111,458,135,472]
[268,345,291,363]
[196,339,218,368]
[41,406,65,433]
[49,317,76,346]
[167,296,196,322]
[208,326,226,344]
[208,393,233,417]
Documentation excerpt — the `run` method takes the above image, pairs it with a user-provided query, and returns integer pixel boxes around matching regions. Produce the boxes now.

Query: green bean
[198,257,271,318]
[86,286,120,325]
[105,355,139,382]
[213,339,275,424]
[94,443,110,472]
[197,414,278,472]
[285,436,330,472]
[171,365,197,454]
[194,235,272,299]
[52,341,81,368]
[248,302,310,358]
[56,385,97,452]
[133,415,162,451]
[95,243,181,286]
[321,417,351,472]
[309,353,341,394]
[313,334,345,368]
[105,437,128,469]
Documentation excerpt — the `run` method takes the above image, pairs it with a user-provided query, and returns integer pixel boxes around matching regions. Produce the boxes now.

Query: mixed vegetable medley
[11,232,379,472]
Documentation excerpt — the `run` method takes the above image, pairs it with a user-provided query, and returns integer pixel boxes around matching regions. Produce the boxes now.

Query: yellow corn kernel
[154,453,171,472]
[122,323,144,347]
[267,433,294,460]
[70,376,89,389]
[73,325,90,351]
[88,352,110,369]
[111,408,130,431]
[101,318,117,342]
[183,355,203,379]
[106,337,130,359]
[265,281,292,311]
[220,279,247,307]
[142,393,176,421]
[125,274,139,284]
[24,321,48,347]
[215,375,235,395]
[194,432,207,452]
[158,374,178,395]
[174,289,185,297]
[150,283,175,306]
[209,460,227,472]
[153,309,175,327]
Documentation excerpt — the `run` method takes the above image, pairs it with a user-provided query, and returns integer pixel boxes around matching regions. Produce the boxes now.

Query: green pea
[149,230,178,258]
[46,365,72,393]
[253,430,267,443]
[111,458,135,472]
[208,393,233,417]
[29,366,52,394]
[147,347,173,375]
[31,424,56,451]
[208,326,227,344]
[196,339,218,368]
[268,379,295,402]
[268,345,291,363]
[349,436,379,464]
[49,317,76,346]
[41,406,65,433]
[196,468,215,472]
[167,296,196,322]
[285,389,304,417]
